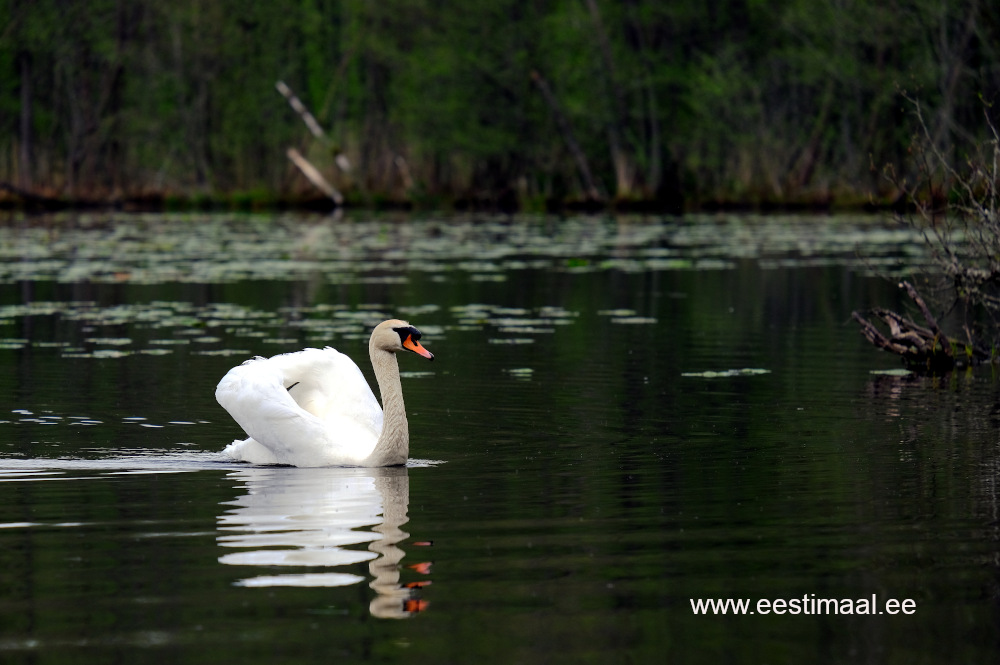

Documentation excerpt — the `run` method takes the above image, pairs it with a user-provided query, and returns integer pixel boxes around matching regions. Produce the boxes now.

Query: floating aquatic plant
[869,368,913,376]
[681,368,772,378]
[0,213,936,288]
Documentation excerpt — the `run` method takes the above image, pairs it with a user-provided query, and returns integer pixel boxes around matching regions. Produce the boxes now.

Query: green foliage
[0,0,998,205]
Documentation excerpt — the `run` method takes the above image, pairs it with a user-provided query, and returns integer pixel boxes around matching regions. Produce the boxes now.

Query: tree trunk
[931,4,978,158]
[787,78,834,191]
[623,0,662,195]
[585,0,632,198]
[18,53,32,189]
[530,70,602,200]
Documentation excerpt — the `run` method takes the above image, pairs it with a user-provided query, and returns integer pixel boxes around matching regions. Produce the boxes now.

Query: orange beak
[403,335,434,360]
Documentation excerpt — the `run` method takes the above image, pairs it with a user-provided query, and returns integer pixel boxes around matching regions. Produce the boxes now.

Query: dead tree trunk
[286,148,344,205]
[276,80,351,173]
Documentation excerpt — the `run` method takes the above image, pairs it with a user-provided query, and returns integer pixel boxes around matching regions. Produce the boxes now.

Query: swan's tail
[223,438,281,465]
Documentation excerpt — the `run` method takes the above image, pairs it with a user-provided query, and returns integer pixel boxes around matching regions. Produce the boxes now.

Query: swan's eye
[393,326,421,345]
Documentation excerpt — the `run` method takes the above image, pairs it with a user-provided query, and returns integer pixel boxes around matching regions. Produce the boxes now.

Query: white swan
[215,319,434,467]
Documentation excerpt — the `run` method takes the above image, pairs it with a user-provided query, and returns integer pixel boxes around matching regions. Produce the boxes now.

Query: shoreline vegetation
[0,178,906,215]
[3,1,998,216]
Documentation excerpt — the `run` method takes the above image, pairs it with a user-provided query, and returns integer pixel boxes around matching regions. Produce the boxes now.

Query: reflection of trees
[217,466,430,619]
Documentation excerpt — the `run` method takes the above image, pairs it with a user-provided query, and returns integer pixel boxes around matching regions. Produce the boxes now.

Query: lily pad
[869,368,913,376]
[681,368,772,378]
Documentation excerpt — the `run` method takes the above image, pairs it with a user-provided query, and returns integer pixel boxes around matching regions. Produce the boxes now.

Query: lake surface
[0,212,997,663]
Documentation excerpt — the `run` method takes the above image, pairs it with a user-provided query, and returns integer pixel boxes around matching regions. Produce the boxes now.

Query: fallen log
[852,280,992,371]
[286,148,343,206]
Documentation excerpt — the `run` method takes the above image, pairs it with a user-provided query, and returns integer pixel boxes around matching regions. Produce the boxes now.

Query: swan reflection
[217,465,429,618]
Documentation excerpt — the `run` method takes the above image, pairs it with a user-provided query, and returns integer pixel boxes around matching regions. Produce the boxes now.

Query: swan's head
[371,319,434,360]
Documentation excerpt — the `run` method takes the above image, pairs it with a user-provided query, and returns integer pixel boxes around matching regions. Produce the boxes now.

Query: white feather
[215,347,385,467]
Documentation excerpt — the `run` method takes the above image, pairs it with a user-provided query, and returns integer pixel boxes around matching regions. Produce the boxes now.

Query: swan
[215,319,434,467]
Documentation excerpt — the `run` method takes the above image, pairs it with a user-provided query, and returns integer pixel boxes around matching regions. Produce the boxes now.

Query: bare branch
[899,280,951,355]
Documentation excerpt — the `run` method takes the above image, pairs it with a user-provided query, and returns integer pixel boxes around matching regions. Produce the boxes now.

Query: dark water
[0,212,997,663]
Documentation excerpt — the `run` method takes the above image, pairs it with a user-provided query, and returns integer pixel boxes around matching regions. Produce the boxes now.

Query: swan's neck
[365,347,408,466]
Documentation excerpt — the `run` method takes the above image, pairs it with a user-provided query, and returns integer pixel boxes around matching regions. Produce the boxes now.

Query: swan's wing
[263,347,383,435]
[215,347,382,466]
